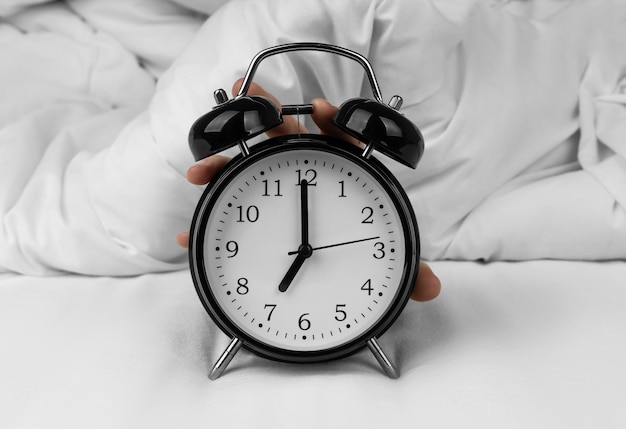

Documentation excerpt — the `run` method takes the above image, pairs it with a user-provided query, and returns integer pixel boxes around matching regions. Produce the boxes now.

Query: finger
[187,155,230,185]
[311,98,363,147]
[176,232,189,249]
[411,261,441,302]
[232,78,308,137]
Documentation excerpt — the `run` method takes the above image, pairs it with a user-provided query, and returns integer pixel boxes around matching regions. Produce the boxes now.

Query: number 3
[373,242,385,259]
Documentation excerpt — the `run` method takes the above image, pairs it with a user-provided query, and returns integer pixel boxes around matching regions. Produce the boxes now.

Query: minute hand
[288,236,381,255]
[300,179,309,245]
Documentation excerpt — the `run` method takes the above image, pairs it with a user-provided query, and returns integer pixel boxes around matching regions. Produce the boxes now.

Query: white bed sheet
[1,260,625,428]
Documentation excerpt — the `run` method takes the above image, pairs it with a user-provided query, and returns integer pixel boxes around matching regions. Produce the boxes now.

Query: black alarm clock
[188,43,424,380]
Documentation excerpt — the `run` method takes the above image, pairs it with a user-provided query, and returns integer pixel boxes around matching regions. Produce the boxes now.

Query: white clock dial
[195,142,413,355]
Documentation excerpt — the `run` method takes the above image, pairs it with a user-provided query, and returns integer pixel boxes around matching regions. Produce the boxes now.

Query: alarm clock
[188,43,424,380]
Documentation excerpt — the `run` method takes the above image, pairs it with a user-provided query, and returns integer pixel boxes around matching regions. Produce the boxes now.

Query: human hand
[177,79,441,302]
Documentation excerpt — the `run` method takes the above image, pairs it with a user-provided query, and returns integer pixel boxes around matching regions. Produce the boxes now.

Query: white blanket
[1,0,626,275]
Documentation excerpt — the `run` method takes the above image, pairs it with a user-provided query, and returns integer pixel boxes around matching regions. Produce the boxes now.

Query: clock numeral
[373,242,385,259]
[361,279,373,296]
[262,179,282,197]
[236,277,249,295]
[236,205,259,223]
[298,313,311,331]
[334,304,347,322]
[361,207,374,224]
[225,241,239,258]
[264,304,277,321]
[338,180,347,198]
[295,169,317,186]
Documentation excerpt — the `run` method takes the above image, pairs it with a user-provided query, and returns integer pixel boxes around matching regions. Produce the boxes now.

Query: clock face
[190,136,418,362]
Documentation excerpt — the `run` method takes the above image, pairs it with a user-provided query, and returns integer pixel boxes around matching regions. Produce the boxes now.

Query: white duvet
[1,0,625,276]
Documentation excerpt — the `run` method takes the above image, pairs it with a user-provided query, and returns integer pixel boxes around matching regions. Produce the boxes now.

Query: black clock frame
[189,133,420,364]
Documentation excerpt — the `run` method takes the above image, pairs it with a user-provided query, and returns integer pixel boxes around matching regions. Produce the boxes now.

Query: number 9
[226,241,239,258]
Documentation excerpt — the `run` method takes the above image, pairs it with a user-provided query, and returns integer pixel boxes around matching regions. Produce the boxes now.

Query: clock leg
[367,338,400,379]
[209,337,242,380]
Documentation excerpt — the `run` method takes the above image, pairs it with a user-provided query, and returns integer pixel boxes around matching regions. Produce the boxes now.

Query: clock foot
[209,337,242,380]
[367,338,400,379]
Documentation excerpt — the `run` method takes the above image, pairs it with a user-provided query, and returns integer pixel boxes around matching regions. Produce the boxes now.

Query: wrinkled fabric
[1,0,625,275]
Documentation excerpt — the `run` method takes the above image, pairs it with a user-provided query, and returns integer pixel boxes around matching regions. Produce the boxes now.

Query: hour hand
[278,180,312,293]
[278,244,312,293]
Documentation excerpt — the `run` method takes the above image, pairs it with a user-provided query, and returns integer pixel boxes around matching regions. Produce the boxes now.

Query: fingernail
[312,98,335,108]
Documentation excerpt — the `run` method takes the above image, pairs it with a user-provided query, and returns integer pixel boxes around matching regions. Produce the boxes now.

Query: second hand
[287,236,381,255]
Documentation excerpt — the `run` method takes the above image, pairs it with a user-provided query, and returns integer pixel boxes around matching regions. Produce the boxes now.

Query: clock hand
[279,180,312,293]
[279,244,313,293]
[287,236,381,255]
[300,179,309,245]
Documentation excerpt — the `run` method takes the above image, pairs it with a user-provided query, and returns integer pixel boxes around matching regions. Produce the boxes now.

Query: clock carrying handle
[236,43,384,103]
[189,43,424,169]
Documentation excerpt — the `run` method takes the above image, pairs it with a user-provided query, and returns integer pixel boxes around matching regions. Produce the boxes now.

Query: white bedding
[1,260,625,428]
[1,1,626,428]
[1,0,625,275]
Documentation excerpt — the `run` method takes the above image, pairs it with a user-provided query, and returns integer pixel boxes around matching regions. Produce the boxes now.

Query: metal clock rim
[189,134,419,364]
